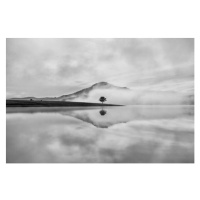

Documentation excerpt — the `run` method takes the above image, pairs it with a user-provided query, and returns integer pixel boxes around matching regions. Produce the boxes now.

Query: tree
[99,96,107,104]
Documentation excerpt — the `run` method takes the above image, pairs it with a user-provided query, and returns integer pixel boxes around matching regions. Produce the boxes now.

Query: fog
[73,88,192,105]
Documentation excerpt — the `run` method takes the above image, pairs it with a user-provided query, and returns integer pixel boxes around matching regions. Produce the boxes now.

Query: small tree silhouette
[99,96,107,104]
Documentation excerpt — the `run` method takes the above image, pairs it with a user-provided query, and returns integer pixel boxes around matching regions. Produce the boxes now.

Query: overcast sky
[6,38,194,98]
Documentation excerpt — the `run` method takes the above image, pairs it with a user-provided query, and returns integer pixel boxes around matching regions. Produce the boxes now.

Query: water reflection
[6,106,194,163]
[99,108,107,116]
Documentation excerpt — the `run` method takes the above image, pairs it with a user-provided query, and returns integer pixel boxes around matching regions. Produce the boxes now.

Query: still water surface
[6,106,194,163]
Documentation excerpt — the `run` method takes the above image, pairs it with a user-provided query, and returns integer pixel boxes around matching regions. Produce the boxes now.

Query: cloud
[6,38,194,98]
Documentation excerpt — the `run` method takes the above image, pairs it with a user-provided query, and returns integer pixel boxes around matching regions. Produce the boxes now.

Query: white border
[0,1,199,200]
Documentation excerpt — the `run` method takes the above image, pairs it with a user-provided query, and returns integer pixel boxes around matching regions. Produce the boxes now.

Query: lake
[6,105,194,163]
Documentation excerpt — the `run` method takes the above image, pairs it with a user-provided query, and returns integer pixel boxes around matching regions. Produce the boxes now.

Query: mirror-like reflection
[6,106,194,163]
[99,108,107,116]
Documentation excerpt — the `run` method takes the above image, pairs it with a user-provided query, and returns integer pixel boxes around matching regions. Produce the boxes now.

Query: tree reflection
[99,108,107,116]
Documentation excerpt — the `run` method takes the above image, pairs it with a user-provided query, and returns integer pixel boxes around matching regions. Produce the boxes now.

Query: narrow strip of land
[6,100,122,107]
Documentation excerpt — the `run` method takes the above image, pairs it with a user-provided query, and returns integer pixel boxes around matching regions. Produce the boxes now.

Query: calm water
[6,106,194,163]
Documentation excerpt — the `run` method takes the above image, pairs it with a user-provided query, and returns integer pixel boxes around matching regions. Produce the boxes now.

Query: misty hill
[11,82,130,102]
[57,82,130,101]
[10,82,194,105]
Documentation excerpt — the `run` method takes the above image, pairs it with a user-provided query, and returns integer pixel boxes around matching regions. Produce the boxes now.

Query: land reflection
[6,106,194,163]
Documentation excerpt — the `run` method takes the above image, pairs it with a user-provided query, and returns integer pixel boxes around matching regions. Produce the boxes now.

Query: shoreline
[6,100,122,107]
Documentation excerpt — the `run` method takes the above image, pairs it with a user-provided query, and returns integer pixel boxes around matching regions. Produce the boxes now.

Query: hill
[9,81,194,105]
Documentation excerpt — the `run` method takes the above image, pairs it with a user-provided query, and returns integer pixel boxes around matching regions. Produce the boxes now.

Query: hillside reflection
[7,105,194,129]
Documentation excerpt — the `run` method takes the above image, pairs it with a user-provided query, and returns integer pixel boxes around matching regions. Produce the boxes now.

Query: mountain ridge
[10,82,126,100]
[58,82,130,101]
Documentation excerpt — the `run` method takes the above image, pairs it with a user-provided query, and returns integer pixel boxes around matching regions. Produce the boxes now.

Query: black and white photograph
[1,1,200,200]
[6,38,194,163]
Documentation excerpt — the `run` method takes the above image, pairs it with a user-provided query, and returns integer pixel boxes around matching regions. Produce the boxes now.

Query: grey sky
[6,38,194,98]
